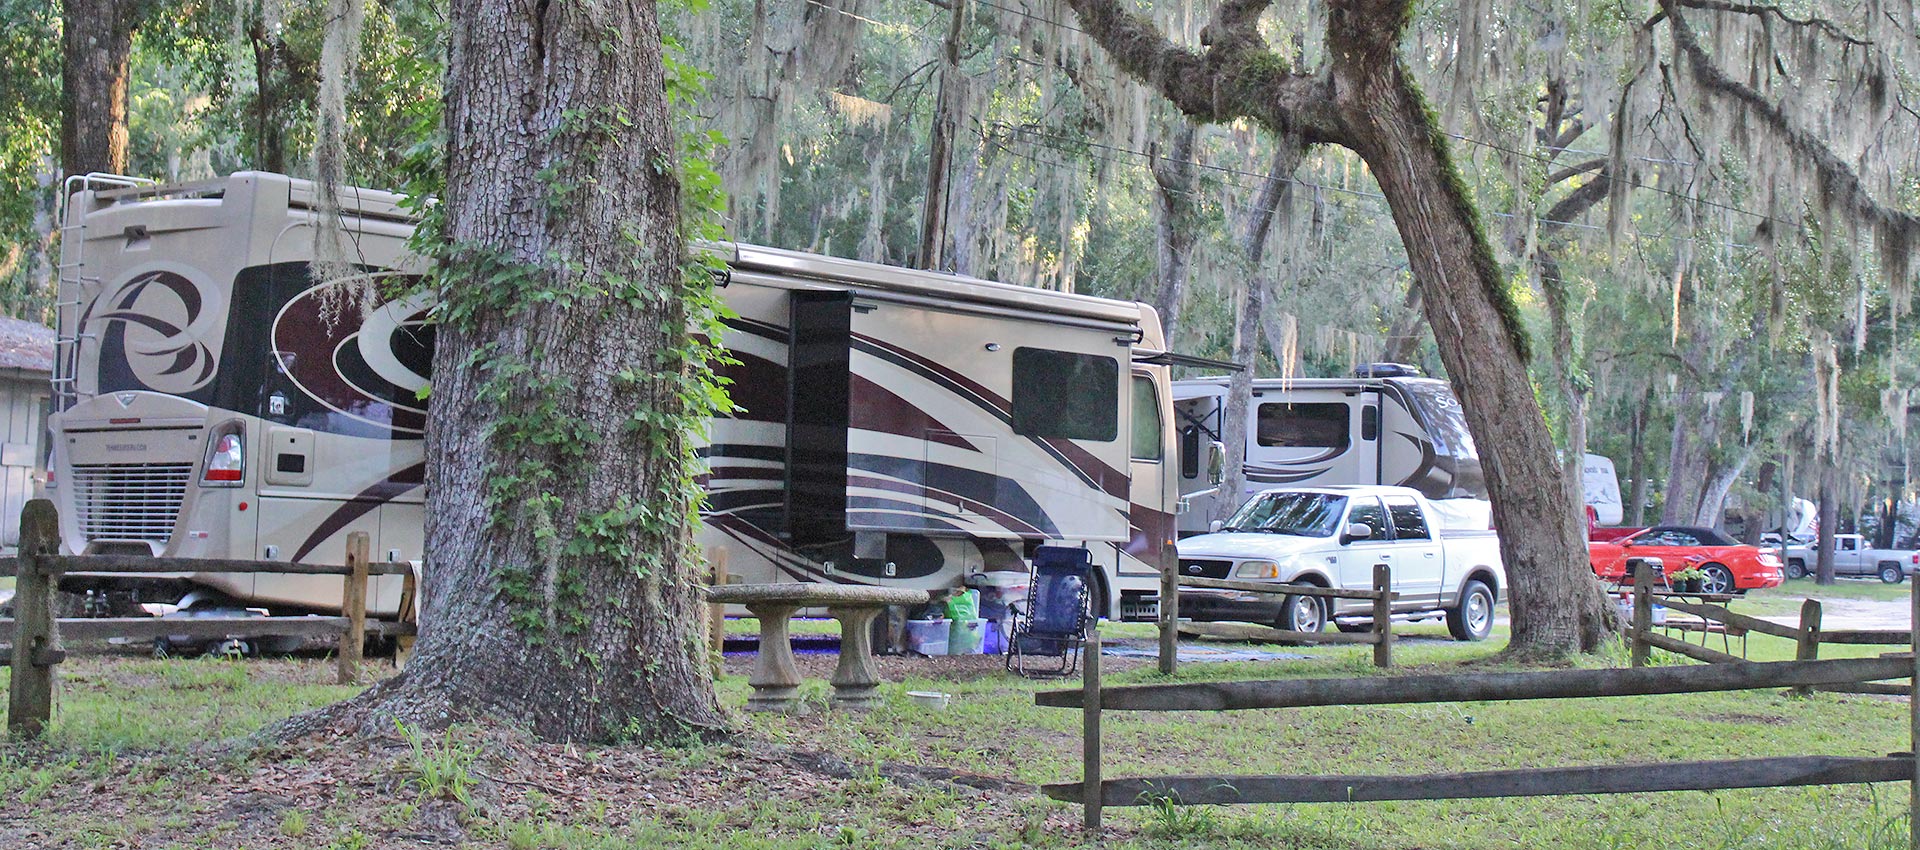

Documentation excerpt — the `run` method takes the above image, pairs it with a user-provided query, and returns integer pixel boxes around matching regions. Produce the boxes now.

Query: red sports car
[1588,525,1785,594]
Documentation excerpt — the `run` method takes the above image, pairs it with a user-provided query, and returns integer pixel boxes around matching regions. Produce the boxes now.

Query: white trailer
[1171,369,1486,536]
[50,172,1198,621]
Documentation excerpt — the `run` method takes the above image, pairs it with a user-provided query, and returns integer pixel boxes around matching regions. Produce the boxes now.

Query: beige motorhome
[52,172,1194,621]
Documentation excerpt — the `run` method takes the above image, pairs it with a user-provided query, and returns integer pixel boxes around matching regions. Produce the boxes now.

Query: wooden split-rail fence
[1163,565,1396,673]
[2,500,417,738]
[1040,569,1920,846]
[1623,562,1914,696]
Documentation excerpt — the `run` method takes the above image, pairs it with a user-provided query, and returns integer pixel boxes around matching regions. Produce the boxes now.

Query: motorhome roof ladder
[53,173,153,411]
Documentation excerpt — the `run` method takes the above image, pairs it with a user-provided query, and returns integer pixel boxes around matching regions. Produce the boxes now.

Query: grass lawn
[0,622,1914,849]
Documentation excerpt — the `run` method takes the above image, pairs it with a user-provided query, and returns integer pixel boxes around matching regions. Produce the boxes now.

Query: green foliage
[396,720,479,806]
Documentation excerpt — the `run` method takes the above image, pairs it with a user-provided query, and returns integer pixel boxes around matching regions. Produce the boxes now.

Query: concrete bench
[706,582,930,712]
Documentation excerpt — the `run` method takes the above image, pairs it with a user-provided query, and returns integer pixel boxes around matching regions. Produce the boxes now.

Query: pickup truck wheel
[1698,563,1736,595]
[1277,588,1326,635]
[1785,559,1807,580]
[1446,580,1495,642]
[1880,563,1905,584]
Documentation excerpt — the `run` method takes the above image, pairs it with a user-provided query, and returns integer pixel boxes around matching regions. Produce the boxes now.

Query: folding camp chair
[1005,545,1094,678]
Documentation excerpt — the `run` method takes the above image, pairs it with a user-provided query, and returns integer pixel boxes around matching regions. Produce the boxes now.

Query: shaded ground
[3,620,1917,849]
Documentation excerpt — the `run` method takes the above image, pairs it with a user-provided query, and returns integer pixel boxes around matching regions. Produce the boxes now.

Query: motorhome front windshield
[1222,491,1348,537]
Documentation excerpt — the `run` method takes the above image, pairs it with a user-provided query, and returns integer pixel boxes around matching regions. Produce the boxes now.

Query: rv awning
[1132,350,1245,371]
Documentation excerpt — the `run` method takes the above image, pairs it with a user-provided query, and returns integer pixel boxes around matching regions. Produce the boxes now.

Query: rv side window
[1256,402,1350,450]
[1130,376,1162,461]
[1012,348,1118,441]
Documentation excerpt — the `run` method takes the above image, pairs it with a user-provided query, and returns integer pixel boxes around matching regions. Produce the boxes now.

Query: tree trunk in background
[1627,390,1650,527]
[916,0,966,270]
[1816,459,1838,585]
[248,19,314,175]
[1380,285,1424,364]
[1215,142,1303,524]
[1660,385,1710,525]
[1694,446,1752,530]
[61,0,149,176]
[306,0,727,743]
[1150,121,1197,344]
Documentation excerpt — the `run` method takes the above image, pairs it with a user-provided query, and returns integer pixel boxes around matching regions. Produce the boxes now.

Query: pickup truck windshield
[1222,492,1349,537]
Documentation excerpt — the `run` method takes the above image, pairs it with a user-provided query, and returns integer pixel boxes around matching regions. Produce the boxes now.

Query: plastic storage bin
[905,618,950,656]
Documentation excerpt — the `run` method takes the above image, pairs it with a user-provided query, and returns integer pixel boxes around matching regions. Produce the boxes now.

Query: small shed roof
[0,317,55,374]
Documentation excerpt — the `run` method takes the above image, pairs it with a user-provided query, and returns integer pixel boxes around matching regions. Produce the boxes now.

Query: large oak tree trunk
[61,0,146,176]
[1327,17,1614,656]
[311,0,727,743]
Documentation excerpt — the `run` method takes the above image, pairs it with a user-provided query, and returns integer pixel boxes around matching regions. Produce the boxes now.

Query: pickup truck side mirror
[1344,522,1373,543]
[1209,519,1224,533]
[1207,440,1226,486]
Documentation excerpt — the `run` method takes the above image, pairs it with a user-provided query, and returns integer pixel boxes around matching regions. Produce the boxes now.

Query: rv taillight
[203,431,245,486]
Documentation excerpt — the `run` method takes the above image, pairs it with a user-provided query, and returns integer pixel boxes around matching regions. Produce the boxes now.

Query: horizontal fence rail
[1170,564,1396,669]
[1037,656,1913,711]
[1045,562,1920,844]
[1045,756,1915,805]
[1623,567,1915,695]
[5,499,417,737]
[0,554,414,577]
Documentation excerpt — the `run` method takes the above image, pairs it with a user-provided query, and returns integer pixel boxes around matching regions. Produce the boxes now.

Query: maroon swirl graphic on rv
[271,281,433,435]
[87,269,221,395]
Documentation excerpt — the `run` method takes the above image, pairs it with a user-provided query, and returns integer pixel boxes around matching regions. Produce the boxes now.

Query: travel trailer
[1171,369,1486,536]
[51,172,1201,622]
[1582,453,1623,526]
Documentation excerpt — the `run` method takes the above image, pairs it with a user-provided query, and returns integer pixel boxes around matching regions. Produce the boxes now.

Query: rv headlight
[1234,560,1280,579]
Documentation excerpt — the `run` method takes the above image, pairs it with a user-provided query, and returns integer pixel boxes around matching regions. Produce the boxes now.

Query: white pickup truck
[1175,485,1506,641]
[1783,534,1920,582]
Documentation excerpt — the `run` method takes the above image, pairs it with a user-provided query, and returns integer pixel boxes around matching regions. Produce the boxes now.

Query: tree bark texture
[1151,121,1198,344]
[338,0,727,743]
[248,19,314,174]
[1056,0,1614,655]
[1537,165,1611,525]
[1817,459,1838,585]
[1627,389,1650,527]
[61,0,149,176]
[1215,142,1302,524]
[916,0,967,271]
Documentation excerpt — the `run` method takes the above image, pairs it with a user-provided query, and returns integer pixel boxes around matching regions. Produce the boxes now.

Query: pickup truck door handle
[1424,552,1436,558]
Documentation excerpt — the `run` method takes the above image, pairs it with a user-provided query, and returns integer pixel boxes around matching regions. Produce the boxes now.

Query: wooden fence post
[1630,562,1652,668]
[1158,560,1179,676]
[1083,625,1103,833]
[8,499,59,738]
[1908,571,1918,850]
[708,547,729,677]
[1792,599,1822,697]
[337,532,370,685]
[1372,564,1392,669]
